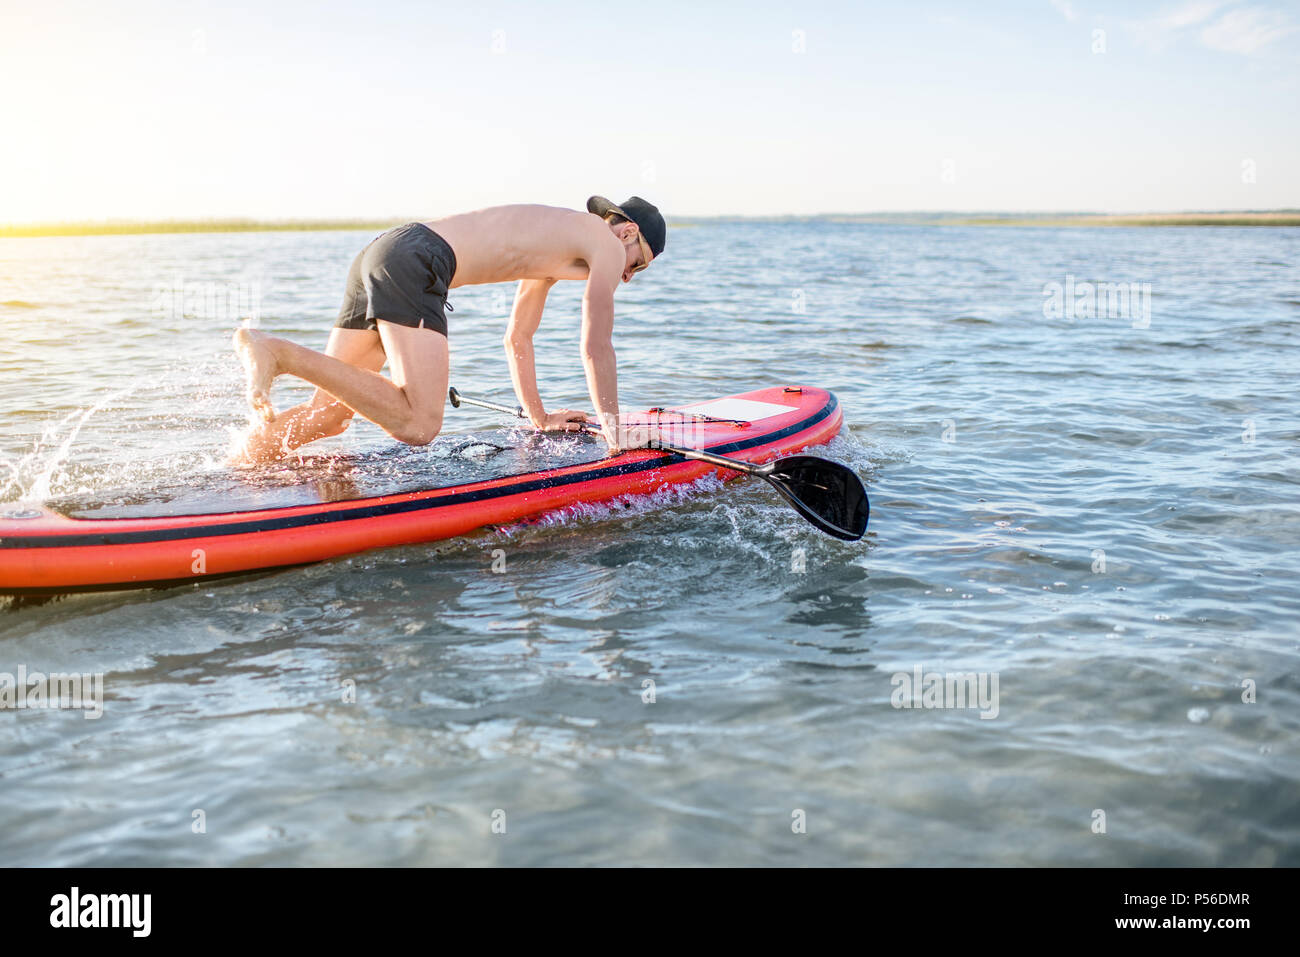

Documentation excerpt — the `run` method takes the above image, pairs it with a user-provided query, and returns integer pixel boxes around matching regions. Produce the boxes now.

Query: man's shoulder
[531,206,621,263]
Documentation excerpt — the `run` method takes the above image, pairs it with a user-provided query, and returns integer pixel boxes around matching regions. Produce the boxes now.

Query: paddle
[447,387,869,541]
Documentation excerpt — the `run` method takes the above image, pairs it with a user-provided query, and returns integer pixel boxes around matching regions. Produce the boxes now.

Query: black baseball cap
[587,195,666,259]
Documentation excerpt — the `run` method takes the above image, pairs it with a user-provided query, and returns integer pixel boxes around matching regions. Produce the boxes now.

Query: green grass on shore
[0,219,405,238]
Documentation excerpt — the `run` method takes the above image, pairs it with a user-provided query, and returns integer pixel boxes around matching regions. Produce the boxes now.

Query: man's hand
[535,409,591,433]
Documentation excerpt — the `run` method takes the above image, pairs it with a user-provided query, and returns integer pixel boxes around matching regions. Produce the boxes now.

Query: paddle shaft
[446,388,768,476]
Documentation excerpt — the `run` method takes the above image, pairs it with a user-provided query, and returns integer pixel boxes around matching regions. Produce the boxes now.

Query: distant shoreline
[2,211,1297,238]
[945,212,1300,227]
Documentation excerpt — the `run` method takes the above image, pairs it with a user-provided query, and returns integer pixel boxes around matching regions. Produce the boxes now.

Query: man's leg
[233,320,448,456]
[231,327,386,464]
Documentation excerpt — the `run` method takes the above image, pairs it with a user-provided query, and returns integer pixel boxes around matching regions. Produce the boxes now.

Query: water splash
[2,387,135,503]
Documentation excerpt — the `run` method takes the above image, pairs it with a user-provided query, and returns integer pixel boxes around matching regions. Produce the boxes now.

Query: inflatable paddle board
[0,386,842,593]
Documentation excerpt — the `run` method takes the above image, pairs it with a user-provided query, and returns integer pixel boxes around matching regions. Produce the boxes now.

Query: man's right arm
[504,278,554,427]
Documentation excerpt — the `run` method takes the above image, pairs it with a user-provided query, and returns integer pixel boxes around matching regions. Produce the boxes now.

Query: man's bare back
[230,196,666,466]
[429,204,610,286]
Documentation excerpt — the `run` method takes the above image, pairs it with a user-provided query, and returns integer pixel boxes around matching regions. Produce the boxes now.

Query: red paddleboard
[0,386,842,593]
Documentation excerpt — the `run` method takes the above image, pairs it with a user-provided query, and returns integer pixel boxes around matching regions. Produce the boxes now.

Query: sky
[0,0,1297,221]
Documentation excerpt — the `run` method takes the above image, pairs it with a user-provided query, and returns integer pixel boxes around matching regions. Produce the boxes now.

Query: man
[231,195,665,465]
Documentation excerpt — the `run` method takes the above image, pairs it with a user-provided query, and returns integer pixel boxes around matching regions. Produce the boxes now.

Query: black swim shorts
[335,222,457,336]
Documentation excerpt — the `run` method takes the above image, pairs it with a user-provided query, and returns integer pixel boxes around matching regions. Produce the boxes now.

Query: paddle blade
[762,455,869,541]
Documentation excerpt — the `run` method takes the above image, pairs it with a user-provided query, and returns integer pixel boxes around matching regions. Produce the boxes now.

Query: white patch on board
[676,398,796,421]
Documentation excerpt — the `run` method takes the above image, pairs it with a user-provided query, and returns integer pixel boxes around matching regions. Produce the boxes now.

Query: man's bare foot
[233,327,281,423]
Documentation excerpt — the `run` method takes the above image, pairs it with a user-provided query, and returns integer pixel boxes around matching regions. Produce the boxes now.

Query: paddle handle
[447,387,521,420]
[446,387,764,476]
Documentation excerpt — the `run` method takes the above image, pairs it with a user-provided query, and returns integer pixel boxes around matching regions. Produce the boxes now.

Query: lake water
[1,222,1297,865]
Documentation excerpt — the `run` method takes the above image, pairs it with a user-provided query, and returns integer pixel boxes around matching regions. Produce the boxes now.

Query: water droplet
[1187,707,1210,724]
[1154,613,1170,621]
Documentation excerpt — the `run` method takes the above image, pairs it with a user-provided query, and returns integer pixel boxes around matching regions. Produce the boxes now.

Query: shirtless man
[230,195,665,465]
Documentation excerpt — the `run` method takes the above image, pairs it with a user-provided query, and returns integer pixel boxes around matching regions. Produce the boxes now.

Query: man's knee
[391,409,443,446]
